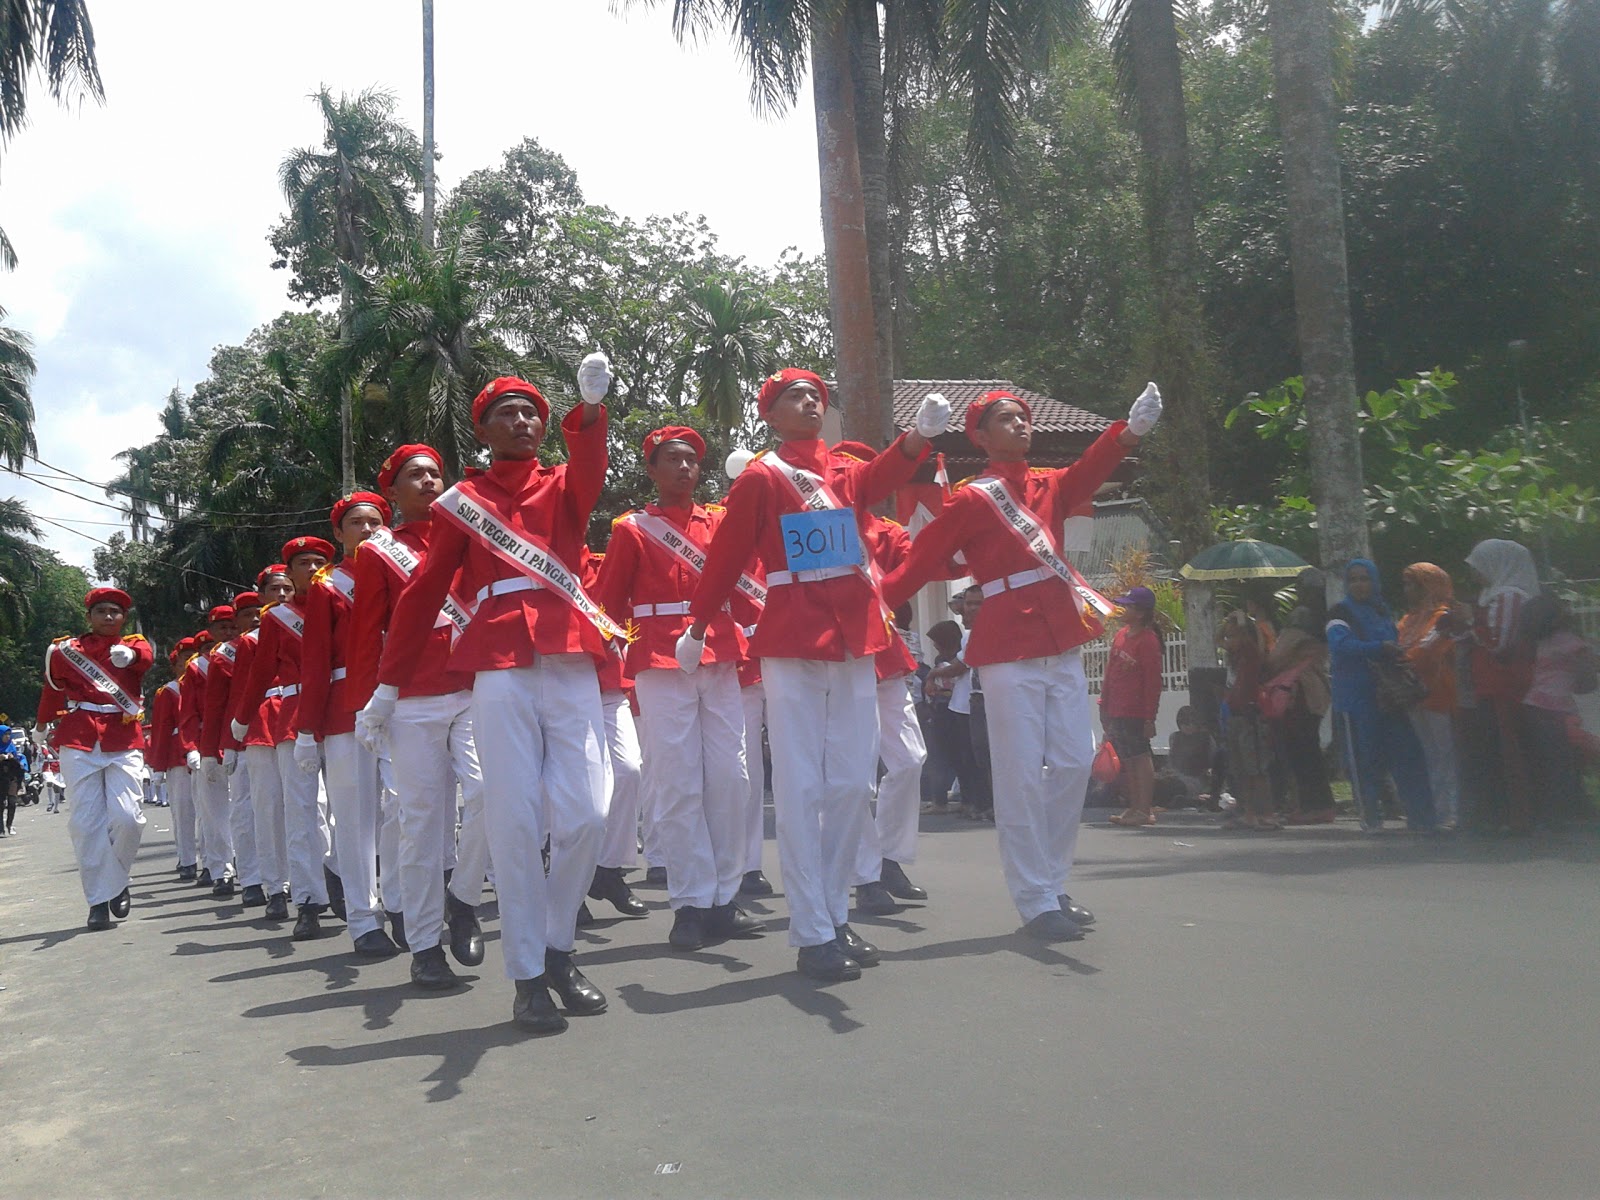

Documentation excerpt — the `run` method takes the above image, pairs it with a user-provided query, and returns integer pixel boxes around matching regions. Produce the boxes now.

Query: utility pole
[421,0,436,248]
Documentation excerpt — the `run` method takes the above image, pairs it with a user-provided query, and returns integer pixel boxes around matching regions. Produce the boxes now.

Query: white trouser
[387,690,487,955]
[599,690,642,871]
[276,739,330,906]
[193,761,234,880]
[634,664,750,910]
[164,767,198,867]
[230,757,259,887]
[741,682,767,872]
[762,656,879,947]
[473,657,608,980]
[638,701,666,871]
[1408,708,1460,827]
[247,745,288,895]
[982,650,1094,922]
[854,675,929,884]
[323,732,385,938]
[64,746,146,906]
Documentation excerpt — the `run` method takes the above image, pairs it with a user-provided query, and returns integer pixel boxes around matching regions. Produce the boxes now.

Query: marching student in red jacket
[348,444,489,990]
[150,638,199,879]
[594,425,763,954]
[881,385,1163,942]
[37,587,154,930]
[359,356,616,1034]
[232,538,334,940]
[187,605,239,896]
[685,369,947,981]
[201,592,267,907]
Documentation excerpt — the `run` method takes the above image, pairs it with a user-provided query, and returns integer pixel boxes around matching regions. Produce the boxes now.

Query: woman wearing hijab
[1327,559,1435,832]
[1398,564,1465,830]
[1266,569,1335,823]
[1459,539,1540,833]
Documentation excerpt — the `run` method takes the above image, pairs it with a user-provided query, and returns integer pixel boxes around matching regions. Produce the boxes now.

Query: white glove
[356,684,399,752]
[108,643,135,668]
[1127,382,1163,437]
[725,448,754,480]
[577,352,612,405]
[915,392,951,438]
[293,731,320,774]
[229,719,249,744]
[674,627,706,674]
[185,750,201,773]
[204,758,224,785]
[223,748,239,776]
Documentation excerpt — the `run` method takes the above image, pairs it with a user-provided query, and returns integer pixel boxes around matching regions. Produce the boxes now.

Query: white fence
[1081,635,1190,698]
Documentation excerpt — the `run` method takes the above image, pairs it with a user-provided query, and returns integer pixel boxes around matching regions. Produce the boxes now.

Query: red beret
[192,630,214,647]
[964,390,1031,445]
[85,587,132,611]
[642,425,706,463]
[473,377,549,427]
[330,491,392,530]
[206,605,236,624]
[757,368,828,417]
[832,440,876,462]
[377,443,442,492]
[256,563,289,587]
[281,535,336,565]
[232,591,260,610]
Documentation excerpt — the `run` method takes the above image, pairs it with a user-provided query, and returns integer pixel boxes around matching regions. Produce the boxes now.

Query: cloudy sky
[3,1,822,573]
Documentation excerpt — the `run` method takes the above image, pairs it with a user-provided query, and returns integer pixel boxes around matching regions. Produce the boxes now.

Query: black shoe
[588,865,649,917]
[705,901,765,939]
[86,902,112,931]
[739,869,774,897]
[643,866,668,888]
[835,923,880,967]
[1057,894,1095,926]
[668,906,706,951]
[212,877,236,899]
[410,945,461,989]
[881,858,927,901]
[324,865,347,922]
[444,891,485,966]
[352,929,400,958]
[796,940,861,982]
[576,901,596,928]
[195,868,213,887]
[109,887,131,919]
[292,904,322,941]
[263,891,289,921]
[386,909,408,952]
[544,947,607,1015]
[177,864,197,882]
[1023,909,1084,943]
[512,977,568,1035]
[855,880,897,915]
[240,884,268,908]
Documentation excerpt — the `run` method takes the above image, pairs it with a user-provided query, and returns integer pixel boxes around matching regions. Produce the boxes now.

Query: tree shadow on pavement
[287,1021,528,1103]
[614,972,864,1034]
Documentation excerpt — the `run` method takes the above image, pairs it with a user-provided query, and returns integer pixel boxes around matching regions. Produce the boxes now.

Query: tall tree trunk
[421,0,436,248]
[847,0,895,447]
[1268,0,1369,575]
[811,12,882,447]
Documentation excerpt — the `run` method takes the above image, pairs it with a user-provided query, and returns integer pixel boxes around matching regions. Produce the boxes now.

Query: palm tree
[668,279,786,433]
[0,496,44,636]
[421,0,437,247]
[0,316,38,469]
[278,85,423,490]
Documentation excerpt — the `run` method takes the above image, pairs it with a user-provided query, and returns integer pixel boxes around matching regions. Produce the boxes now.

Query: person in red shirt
[359,355,615,1034]
[1220,611,1276,831]
[684,369,947,981]
[37,587,155,930]
[594,425,764,953]
[348,443,489,990]
[205,592,267,907]
[150,638,199,879]
[882,384,1162,941]
[1101,586,1164,828]
[232,537,334,939]
[185,606,239,894]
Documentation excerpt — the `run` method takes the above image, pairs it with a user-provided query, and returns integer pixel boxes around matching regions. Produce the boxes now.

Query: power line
[15,470,340,535]
[26,454,337,521]
[30,511,250,593]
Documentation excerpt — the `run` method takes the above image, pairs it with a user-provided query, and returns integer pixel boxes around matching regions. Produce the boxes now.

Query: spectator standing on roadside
[1460,539,1539,834]
[1265,572,1335,824]
[1102,587,1163,827]
[1398,563,1464,830]
[1519,595,1596,823]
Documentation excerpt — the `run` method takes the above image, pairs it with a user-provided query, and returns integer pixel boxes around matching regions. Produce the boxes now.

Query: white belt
[476,577,542,604]
[265,683,301,699]
[766,565,856,586]
[330,667,347,682]
[632,601,692,618]
[981,567,1052,598]
[68,701,121,714]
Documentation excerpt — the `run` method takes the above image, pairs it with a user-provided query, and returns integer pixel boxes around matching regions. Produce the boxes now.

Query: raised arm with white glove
[355,684,399,752]
[1127,382,1163,437]
[293,731,320,774]
[109,643,135,668]
[577,351,612,406]
[915,392,951,437]
[674,627,706,674]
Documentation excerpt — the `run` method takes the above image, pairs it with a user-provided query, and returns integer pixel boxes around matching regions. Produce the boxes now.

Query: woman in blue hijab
[1327,559,1436,832]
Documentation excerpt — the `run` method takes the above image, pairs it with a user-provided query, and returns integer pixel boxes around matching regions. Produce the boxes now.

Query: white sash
[434,485,629,643]
[320,563,356,605]
[266,602,306,640]
[192,655,210,678]
[215,639,237,665]
[362,525,474,642]
[625,510,768,612]
[53,640,143,719]
[967,477,1113,621]
[163,680,180,697]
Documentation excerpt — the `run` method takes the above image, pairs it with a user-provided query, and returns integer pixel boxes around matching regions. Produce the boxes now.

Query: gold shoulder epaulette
[704,502,725,513]
[611,508,640,525]
[52,634,71,644]
[124,633,148,643]
[312,565,333,585]
[953,474,978,492]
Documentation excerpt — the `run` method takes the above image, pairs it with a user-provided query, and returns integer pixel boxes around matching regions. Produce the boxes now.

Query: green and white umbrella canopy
[1179,539,1312,582]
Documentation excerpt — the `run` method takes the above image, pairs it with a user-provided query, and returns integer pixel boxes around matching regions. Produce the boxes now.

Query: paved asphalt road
[3,798,1598,1199]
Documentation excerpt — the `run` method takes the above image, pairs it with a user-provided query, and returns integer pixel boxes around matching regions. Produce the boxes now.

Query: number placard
[780,508,864,573]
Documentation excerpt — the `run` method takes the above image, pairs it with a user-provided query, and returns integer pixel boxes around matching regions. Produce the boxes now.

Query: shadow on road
[615,971,865,1034]
[286,1021,531,1103]
[244,980,477,1031]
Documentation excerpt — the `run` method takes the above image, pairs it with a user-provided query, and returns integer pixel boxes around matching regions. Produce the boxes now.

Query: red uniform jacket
[296,563,358,739]
[36,633,153,753]
[346,522,475,704]
[177,655,209,755]
[378,405,609,687]
[582,549,631,695]
[220,630,276,750]
[147,680,183,770]
[594,502,746,675]
[690,435,926,662]
[861,514,917,682]
[882,423,1130,667]
[200,636,249,760]
[230,602,305,745]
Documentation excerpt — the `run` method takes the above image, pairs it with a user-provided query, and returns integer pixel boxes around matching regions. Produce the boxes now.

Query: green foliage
[0,551,89,723]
